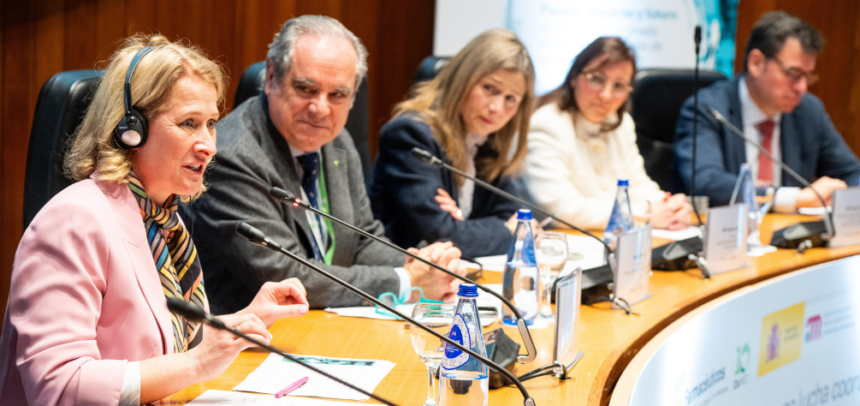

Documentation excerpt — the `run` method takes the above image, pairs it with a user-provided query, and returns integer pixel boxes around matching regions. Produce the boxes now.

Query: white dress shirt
[738,77,799,213]
[457,133,489,219]
[525,103,666,230]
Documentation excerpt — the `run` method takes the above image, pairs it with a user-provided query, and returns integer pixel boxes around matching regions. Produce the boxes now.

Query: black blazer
[370,115,518,257]
[675,75,860,206]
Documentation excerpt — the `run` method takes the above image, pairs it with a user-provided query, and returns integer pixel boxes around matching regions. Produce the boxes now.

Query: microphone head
[708,107,723,121]
[166,297,206,322]
[236,222,268,246]
[269,187,296,202]
[411,148,437,165]
[694,25,702,44]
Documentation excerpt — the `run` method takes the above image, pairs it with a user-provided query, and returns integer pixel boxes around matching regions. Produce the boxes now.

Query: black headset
[113,46,158,150]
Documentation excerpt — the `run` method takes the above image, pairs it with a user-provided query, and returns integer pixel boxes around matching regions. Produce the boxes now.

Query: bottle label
[441,314,470,370]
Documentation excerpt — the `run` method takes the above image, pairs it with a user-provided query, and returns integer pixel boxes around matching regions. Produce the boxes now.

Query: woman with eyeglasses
[524,37,692,230]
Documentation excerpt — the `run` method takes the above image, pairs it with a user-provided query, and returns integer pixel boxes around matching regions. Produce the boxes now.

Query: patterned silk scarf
[128,173,207,353]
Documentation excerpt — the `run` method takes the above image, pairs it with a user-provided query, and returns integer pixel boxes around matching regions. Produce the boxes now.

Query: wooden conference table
[161,214,860,406]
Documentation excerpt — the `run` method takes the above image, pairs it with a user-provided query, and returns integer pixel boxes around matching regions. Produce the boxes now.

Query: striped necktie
[128,173,207,353]
[756,119,776,183]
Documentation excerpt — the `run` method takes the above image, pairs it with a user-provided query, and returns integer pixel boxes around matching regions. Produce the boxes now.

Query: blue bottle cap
[516,209,533,220]
[457,284,479,297]
[617,179,629,187]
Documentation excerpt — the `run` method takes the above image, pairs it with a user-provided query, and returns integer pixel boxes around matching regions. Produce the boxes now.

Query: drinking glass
[411,303,456,406]
[536,231,569,318]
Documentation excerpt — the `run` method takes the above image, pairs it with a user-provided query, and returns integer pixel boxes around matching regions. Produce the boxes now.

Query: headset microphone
[113,46,158,150]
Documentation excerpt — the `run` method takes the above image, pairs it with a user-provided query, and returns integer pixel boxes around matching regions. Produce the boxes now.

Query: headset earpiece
[114,107,149,149]
[113,46,157,150]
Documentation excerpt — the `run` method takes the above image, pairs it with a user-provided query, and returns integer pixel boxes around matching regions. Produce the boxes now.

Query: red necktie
[756,119,775,183]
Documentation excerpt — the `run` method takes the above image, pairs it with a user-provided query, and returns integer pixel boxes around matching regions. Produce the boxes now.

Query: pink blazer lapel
[97,178,173,354]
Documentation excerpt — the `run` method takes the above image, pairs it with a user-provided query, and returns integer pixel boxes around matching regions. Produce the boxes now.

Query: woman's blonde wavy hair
[64,33,227,197]
[393,29,535,186]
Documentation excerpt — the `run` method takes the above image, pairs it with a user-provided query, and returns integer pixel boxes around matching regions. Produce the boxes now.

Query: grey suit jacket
[186,93,404,313]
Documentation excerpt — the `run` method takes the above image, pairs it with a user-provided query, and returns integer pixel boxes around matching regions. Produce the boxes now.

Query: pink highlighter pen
[274,376,309,399]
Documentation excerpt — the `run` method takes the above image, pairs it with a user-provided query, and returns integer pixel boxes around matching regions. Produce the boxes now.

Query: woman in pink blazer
[0,34,309,405]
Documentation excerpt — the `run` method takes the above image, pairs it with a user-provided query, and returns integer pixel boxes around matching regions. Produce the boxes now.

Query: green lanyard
[317,158,336,265]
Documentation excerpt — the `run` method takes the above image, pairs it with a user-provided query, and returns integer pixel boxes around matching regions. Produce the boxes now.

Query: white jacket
[524,103,665,230]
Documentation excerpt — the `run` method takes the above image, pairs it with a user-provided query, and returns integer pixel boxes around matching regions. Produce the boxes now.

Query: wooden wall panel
[0,0,434,323]
[735,0,860,154]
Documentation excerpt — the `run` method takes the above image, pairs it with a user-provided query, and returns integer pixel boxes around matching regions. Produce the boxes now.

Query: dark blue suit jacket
[370,115,518,257]
[675,75,860,206]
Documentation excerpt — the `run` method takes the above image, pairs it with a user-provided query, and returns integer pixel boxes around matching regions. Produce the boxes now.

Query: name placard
[554,267,583,371]
[704,204,748,275]
[613,225,652,305]
[828,187,860,248]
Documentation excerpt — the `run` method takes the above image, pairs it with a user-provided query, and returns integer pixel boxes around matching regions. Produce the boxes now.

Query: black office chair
[413,56,450,84]
[233,61,373,191]
[629,69,727,194]
[23,70,102,230]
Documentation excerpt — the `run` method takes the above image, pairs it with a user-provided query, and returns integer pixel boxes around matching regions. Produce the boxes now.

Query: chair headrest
[414,56,450,84]
[629,69,727,143]
[24,70,102,229]
[234,61,267,108]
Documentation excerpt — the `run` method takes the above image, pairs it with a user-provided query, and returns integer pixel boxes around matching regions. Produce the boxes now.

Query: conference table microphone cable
[165,297,399,406]
[708,107,834,252]
[269,186,539,364]
[235,222,538,406]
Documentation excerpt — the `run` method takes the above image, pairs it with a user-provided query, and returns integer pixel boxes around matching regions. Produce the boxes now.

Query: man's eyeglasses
[768,56,819,85]
[582,72,633,97]
[375,287,444,319]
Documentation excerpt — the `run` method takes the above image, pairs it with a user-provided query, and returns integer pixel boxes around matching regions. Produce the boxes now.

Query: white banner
[617,256,860,406]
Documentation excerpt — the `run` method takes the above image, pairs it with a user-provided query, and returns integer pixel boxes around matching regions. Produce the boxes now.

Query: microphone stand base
[770,220,828,250]
[651,237,704,271]
[485,329,521,389]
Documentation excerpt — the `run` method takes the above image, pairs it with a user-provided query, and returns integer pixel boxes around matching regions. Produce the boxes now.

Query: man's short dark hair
[743,11,825,72]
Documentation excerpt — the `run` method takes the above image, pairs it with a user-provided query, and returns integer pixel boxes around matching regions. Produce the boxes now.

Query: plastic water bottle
[502,209,539,325]
[731,163,763,247]
[604,179,634,251]
[440,284,489,406]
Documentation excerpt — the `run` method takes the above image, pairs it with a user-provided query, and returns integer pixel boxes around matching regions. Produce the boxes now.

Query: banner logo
[735,343,750,374]
[758,302,805,376]
[805,314,822,342]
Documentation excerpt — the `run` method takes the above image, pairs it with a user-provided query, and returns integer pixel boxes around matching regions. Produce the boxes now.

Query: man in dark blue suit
[675,11,860,211]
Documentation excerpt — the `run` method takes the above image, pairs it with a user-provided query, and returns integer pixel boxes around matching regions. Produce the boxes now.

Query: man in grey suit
[190,15,465,313]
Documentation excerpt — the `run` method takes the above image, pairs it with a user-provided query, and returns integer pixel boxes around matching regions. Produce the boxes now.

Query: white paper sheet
[324,305,497,327]
[325,283,504,326]
[187,390,363,405]
[475,234,606,272]
[798,207,831,216]
[233,354,395,401]
[651,226,703,241]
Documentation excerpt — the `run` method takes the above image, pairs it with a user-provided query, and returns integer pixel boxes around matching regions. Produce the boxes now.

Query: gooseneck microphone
[707,108,834,250]
[651,25,710,278]
[690,24,705,226]
[269,187,537,364]
[410,147,611,253]
[235,223,537,406]
[165,297,398,406]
